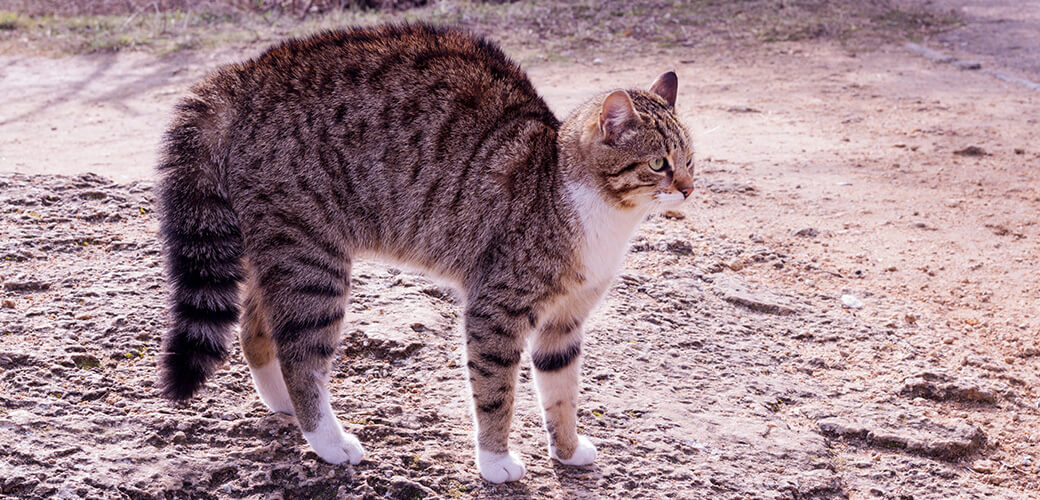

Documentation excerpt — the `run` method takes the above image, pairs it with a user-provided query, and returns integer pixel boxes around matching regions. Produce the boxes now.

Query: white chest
[566,183,649,292]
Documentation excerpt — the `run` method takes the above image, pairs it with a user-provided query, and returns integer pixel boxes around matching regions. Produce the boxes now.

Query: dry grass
[0,0,959,58]
[0,1,427,16]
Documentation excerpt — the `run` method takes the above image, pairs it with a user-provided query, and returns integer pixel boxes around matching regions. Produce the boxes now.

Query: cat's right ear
[599,90,640,144]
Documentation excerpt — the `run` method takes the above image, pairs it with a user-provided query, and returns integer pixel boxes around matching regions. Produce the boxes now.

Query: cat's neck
[565,180,649,289]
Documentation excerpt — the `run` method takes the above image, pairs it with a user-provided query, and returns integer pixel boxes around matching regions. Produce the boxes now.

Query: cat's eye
[649,157,668,172]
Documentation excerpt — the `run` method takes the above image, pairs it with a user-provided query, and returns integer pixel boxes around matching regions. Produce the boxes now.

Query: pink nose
[680,186,694,198]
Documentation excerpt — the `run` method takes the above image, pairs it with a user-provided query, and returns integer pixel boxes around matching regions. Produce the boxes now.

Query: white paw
[249,362,294,415]
[302,414,365,465]
[477,449,526,483]
[552,435,597,466]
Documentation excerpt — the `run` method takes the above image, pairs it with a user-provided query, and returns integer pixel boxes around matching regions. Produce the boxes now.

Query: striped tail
[156,94,245,401]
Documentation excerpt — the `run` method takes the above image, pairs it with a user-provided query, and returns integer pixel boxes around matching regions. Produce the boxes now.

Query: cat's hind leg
[240,272,294,414]
[531,316,597,466]
[252,244,363,465]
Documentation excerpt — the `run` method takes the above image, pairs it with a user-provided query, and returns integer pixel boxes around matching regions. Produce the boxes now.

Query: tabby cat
[157,23,694,483]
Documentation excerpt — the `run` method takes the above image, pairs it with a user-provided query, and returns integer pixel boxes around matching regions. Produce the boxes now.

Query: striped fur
[156,23,694,483]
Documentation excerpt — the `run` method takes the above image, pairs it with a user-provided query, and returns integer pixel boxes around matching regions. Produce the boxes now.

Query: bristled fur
[156,23,694,483]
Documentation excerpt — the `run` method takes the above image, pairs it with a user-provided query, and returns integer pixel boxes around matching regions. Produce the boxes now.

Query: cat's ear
[648,71,678,108]
[599,90,640,144]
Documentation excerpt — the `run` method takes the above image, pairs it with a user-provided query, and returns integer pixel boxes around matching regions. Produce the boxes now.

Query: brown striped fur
[156,23,693,482]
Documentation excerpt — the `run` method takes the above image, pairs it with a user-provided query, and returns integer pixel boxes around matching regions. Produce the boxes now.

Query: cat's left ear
[648,71,678,109]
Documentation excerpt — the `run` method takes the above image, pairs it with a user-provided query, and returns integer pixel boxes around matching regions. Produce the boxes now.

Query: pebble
[970,459,997,474]
[1,299,14,309]
[841,294,864,309]
[592,57,604,65]
[794,228,819,238]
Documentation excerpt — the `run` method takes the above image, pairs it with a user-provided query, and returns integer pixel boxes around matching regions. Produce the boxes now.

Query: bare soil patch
[2,0,1039,498]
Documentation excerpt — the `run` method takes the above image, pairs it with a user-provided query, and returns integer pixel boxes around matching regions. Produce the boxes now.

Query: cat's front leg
[531,317,597,466]
[463,301,528,483]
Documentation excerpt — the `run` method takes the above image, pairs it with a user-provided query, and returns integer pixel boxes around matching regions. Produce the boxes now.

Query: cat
[156,23,694,484]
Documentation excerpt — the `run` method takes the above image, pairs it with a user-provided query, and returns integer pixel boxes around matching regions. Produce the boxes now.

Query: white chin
[653,192,686,209]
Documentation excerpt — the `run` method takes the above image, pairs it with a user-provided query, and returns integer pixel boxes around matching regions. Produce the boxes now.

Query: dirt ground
[1,1,1039,498]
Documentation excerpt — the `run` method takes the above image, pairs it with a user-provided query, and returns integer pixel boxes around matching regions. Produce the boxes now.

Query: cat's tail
[155,92,245,401]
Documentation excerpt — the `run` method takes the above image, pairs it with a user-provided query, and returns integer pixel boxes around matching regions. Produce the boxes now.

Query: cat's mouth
[652,191,686,209]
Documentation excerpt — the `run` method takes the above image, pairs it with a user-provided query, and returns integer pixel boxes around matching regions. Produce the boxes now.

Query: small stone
[971,459,997,474]
[1,299,14,309]
[665,240,693,255]
[1014,148,1026,155]
[841,294,864,309]
[592,57,604,65]
[3,280,51,292]
[794,227,819,238]
[953,146,988,157]
[955,60,981,70]
[171,431,187,443]
[725,259,744,271]
[715,276,798,315]
[905,314,917,324]
[662,210,685,220]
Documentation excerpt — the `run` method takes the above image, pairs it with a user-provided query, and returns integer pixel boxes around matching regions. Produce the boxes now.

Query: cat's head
[560,72,694,211]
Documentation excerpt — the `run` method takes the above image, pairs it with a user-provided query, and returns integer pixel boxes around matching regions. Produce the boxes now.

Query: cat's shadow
[550,462,605,497]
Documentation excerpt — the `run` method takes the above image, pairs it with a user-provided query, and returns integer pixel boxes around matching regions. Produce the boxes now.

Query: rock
[840,294,864,309]
[714,276,798,315]
[1014,148,1026,155]
[817,416,986,460]
[963,355,1007,372]
[592,57,603,65]
[778,469,845,499]
[725,259,744,271]
[953,146,988,157]
[3,280,51,292]
[72,354,102,370]
[664,240,693,256]
[793,227,819,238]
[1,299,14,309]
[726,105,760,113]
[342,330,423,361]
[387,476,436,498]
[904,42,956,63]
[970,459,997,474]
[899,372,998,404]
[702,180,756,194]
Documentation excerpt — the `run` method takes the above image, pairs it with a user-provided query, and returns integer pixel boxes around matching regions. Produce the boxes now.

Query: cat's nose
[679,186,694,198]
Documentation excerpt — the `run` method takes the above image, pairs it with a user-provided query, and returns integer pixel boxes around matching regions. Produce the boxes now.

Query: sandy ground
[2,2,1040,499]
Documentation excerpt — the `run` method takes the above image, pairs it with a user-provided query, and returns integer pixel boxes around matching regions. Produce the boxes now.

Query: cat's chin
[652,192,687,209]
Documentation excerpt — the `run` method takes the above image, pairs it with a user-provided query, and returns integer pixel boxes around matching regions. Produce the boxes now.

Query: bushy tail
[156,94,244,401]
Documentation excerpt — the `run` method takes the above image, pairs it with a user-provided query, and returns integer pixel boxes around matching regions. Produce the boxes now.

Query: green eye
[649,157,667,172]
